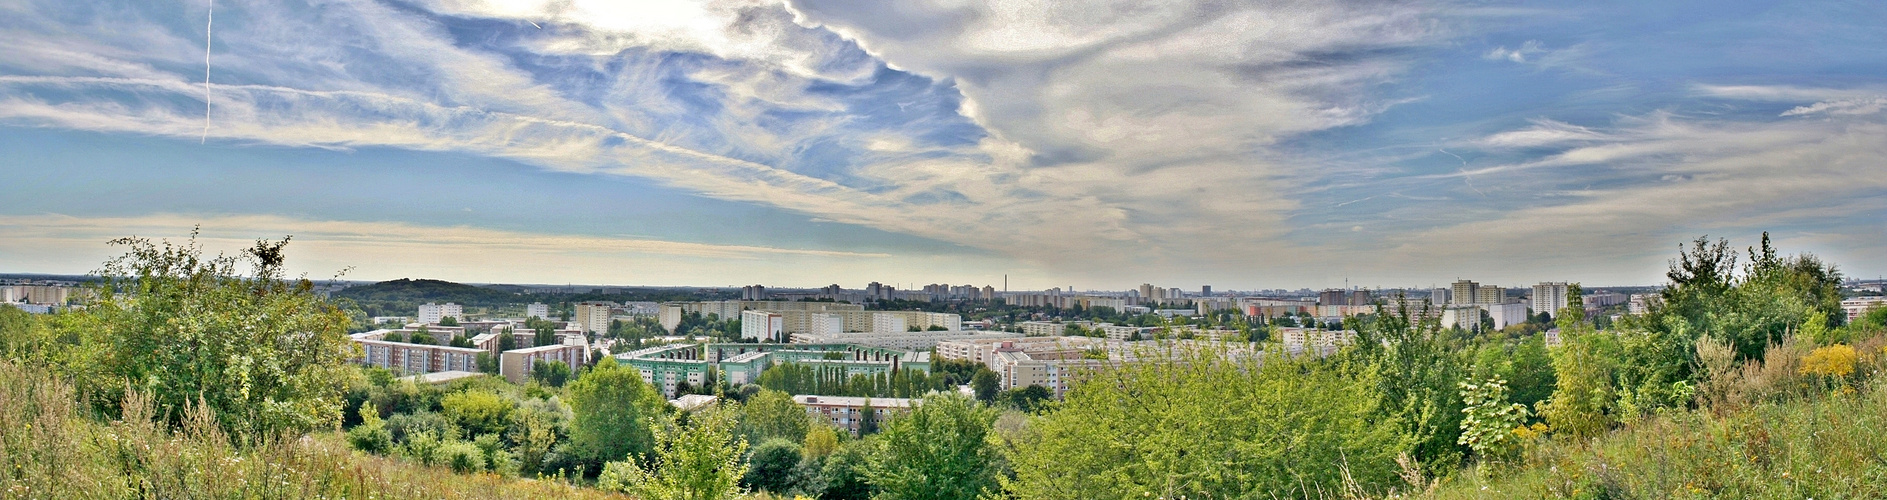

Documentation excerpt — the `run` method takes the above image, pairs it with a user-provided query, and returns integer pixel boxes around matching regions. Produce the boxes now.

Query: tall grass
[1429,340,1887,499]
[0,361,628,500]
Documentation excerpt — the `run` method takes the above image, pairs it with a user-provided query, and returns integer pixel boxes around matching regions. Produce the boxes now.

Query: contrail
[1438,148,1485,197]
[202,0,212,144]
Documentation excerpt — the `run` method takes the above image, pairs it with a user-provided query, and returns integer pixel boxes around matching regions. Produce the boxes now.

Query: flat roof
[397,370,484,385]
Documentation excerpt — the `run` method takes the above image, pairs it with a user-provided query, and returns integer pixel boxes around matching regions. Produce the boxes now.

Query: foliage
[971,370,1000,402]
[566,357,669,472]
[1456,377,1529,460]
[347,402,394,455]
[1800,344,1857,379]
[754,363,947,398]
[816,439,876,500]
[740,389,815,445]
[33,234,361,440]
[802,424,840,459]
[1005,345,1407,499]
[0,359,625,499]
[1540,328,1620,438]
[442,389,514,437]
[1349,303,1468,475]
[533,360,572,387]
[1428,376,1887,499]
[994,384,1053,413]
[742,438,809,494]
[867,393,1003,500]
[597,407,748,500]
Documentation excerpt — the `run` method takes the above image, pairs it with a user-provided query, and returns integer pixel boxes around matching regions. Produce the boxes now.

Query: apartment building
[794,395,914,435]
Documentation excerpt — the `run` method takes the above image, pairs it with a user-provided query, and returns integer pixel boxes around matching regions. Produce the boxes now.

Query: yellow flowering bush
[1800,344,1857,378]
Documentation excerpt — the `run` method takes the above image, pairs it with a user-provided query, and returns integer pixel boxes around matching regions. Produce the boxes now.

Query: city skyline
[3,0,1884,289]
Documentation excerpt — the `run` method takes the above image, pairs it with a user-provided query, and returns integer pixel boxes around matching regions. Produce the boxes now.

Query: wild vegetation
[2,231,1882,499]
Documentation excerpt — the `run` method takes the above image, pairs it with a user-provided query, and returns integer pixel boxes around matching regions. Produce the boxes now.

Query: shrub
[1801,344,1857,378]
[441,440,486,473]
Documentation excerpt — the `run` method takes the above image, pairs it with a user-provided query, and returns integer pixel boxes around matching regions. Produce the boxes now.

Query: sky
[2,0,1884,291]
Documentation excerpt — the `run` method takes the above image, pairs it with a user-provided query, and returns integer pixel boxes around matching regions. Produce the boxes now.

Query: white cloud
[1781,97,1887,117]
[1483,40,1545,63]
[1474,118,1611,148]
[0,213,1051,287]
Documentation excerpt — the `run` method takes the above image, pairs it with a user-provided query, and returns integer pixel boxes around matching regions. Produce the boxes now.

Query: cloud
[1474,118,1612,148]
[1782,97,1887,117]
[1368,100,1887,284]
[1483,40,1545,63]
[0,213,1072,287]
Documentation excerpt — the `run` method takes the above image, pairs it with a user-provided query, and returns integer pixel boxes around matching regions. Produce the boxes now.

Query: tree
[441,389,514,437]
[740,389,814,445]
[535,325,558,348]
[79,234,356,438]
[995,384,1053,413]
[497,330,517,352]
[1457,376,1529,460]
[566,357,669,472]
[598,407,748,500]
[532,360,572,387]
[818,440,876,500]
[742,438,807,494]
[448,334,474,348]
[1541,328,1620,438]
[1348,302,1468,475]
[347,402,394,455]
[1005,346,1405,498]
[857,398,880,435]
[803,424,840,459]
[439,316,459,326]
[971,370,1000,402]
[867,393,1003,500]
[474,352,499,374]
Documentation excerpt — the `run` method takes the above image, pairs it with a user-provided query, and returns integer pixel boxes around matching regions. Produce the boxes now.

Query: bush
[742,438,806,493]
[1007,345,1406,498]
[441,440,486,473]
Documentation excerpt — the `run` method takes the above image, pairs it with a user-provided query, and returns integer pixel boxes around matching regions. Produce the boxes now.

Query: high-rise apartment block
[1532,282,1569,316]
[525,302,549,319]
[1475,285,1506,304]
[1451,280,1478,305]
[575,301,615,334]
[418,302,463,324]
[1319,289,1346,306]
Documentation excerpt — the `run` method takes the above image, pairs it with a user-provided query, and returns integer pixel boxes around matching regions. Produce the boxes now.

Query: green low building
[618,342,927,397]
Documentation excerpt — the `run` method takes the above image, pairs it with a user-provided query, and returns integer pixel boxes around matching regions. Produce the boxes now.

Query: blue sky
[2,0,1883,290]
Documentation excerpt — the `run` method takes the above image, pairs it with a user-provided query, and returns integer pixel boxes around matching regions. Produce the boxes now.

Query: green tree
[995,384,1053,413]
[474,352,499,374]
[439,316,459,326]
[818,440,876,500]
[79,234,357,438]
[532,360,572,387]
[1348,303,1468,475]
[347,402,394,454]
[1457,376,1529,460]
[566,357,669,472]
[497,330,517,351]
[742,438,807,494]
[1005,345,1405,498]
[598,407,748,500]
[1541,328,1620,438]
[867,393,1003,500]
[740,389,814,445]
[508,398,569,478]
[441,389,514,437]
[971,370,1000,402]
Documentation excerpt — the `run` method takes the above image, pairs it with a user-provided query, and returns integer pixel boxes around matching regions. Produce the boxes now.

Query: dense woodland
[2,232,1884,499]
